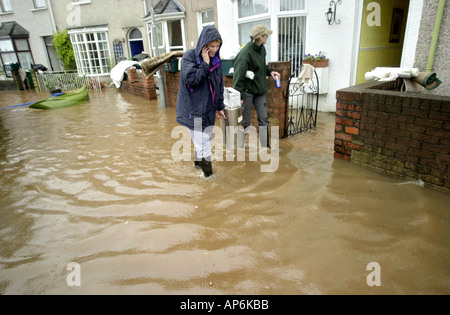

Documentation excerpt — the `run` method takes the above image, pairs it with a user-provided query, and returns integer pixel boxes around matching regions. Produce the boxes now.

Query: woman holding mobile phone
[176,26,226,178]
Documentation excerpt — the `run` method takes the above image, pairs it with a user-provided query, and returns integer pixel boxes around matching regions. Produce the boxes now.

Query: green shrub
[53,30,77,71]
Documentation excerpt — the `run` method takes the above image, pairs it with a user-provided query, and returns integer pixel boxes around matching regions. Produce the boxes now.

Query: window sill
[0,11,13,16]
[31,7,48,12]
[72,0,92,5]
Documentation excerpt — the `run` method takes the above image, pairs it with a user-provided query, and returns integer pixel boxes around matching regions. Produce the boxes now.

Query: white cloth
[110,60,140,88]
[298,64,314,85]
[365,67,420,82]
[189,128,214,159]
[229,68,255,80]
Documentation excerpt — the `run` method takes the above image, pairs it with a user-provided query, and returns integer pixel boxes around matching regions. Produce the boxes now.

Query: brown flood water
[0,88,449,295]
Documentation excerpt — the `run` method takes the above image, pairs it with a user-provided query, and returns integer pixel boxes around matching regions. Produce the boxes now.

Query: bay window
[149,19,185,57]
[69,28,112,76]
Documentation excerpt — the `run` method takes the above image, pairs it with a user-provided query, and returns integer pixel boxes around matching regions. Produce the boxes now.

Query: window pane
[202,10,214,24]
[18,52,33,70]
[238,0,269,18]
[129,28,142,40]
[278,16,306,75]
[15,39,29,51]
[2,52,17,64]
[238,19,271,60]
[280,0,305,11]
[156,23,164,47]
[44,36,53,45]
[0,39,14,52]
[70,31,111,75]
[1,0,12,12]
[34,0,47,8]
[168,20,182,47]
[97,33,106,41]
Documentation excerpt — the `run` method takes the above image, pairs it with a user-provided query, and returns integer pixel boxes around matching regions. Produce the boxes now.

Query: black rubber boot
[199,158,213,178]
[194,152,201,169]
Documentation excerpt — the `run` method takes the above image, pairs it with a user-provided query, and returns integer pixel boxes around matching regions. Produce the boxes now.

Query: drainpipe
[149,0,167,108]
[426,0,446,72]
[46,0,57,33]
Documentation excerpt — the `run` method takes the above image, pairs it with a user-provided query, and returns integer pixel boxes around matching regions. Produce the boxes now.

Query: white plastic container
[224,87,241,109]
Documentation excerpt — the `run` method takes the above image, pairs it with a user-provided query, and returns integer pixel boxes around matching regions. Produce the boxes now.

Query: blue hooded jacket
[176,26,224,131]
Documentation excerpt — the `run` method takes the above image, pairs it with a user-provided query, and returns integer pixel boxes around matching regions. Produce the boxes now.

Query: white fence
[36,71,103,92]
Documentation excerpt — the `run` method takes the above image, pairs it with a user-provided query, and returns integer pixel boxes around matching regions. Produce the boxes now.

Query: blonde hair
[205,39,222,46]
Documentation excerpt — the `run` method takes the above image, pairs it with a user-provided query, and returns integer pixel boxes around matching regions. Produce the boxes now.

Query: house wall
[0,0,56,70]
[306,1,360,113]
[414,0,450,97]
[217,0,434,113]
[217,0,362,112]
[50,0,150,62]
[146,0,217,52]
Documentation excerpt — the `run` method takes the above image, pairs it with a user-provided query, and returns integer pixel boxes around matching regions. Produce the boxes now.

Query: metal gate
[285,65,319,136]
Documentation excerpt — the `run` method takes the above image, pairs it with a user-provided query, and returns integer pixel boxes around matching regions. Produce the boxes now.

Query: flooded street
[1,88,449,295]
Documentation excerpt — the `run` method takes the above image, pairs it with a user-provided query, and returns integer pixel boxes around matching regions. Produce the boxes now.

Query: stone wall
[335,80,450,193]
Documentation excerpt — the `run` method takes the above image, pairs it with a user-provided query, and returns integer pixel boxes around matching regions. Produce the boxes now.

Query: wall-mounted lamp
[326,0,342,25]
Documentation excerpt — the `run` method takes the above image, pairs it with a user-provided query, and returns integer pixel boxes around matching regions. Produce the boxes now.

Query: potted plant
[302,51,329,68]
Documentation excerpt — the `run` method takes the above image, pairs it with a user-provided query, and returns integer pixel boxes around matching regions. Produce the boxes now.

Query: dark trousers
[242,93,269,129]
[242,92,270,147]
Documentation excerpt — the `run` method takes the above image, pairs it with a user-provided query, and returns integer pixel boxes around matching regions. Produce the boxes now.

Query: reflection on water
[0,89,449,295]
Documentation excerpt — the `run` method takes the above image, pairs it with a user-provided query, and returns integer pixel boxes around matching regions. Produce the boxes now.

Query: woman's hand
[271,71,281,80]
[201,46,210,64]
[217,110,227,119]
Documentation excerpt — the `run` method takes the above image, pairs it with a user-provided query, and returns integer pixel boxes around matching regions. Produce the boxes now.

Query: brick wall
[163,60,290,139]
[335,80,450,193]
[120,68,157,100]
[163,70,180,108]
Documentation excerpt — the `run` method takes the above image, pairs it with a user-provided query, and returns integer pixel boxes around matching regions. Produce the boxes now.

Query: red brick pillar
[267,61,290,138]
[142,75,157,100]
[334,89,363,160]
[163,71,181,108]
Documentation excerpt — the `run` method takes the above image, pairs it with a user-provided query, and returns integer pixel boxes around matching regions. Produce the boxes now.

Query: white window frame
[147,18,186,56]
[32,0,47,9]
[71,0,91,6]
[0,0,12,13]
[69,27,112,76]
[197,9,215,35]
[235,0,308,63]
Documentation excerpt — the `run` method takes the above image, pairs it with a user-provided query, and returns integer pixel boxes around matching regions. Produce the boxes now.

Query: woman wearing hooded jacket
[176,26,226,178]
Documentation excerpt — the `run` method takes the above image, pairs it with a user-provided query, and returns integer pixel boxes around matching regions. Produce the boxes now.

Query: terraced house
[1,0,448,109]
[0,0,61,83]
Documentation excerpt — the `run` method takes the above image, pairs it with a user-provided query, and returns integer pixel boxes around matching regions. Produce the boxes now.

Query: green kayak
[30,86,89,110]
